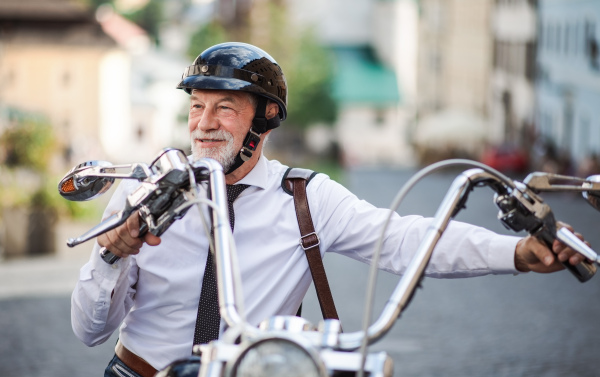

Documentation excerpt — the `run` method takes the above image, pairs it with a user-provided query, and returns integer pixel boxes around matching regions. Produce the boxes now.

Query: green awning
[331,46,401,106]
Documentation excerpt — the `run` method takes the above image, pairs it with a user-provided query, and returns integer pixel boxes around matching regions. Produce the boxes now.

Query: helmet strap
[225,97,279,175]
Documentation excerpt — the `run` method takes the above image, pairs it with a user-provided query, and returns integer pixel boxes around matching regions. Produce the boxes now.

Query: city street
[1,167,599,377]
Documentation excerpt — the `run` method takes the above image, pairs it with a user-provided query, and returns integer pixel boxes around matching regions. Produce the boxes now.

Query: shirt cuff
[487,234,522,274]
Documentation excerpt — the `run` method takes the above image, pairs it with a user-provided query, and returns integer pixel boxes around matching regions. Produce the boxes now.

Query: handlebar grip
[537,229,597,283]
[555,227,598,282]
[99,222,149,265]
[562,260,596,283]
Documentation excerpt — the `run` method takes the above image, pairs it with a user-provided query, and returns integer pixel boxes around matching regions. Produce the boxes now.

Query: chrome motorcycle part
[227,336,326,377]
[583,175,600,211]
[58,160,115,201]
[258,316,315,332]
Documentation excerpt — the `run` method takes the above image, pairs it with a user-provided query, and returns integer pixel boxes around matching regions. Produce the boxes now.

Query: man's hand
[97,211,161,259]
[514,223,589,273]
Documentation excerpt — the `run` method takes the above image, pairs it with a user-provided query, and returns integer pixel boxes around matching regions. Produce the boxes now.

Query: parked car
[480,144,529,174]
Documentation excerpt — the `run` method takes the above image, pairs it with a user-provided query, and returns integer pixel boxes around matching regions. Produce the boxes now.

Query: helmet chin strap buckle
[239,128,261,162]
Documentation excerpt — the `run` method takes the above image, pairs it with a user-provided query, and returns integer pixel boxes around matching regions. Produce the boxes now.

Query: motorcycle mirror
[583,175,600,212]
[58,161,115,201]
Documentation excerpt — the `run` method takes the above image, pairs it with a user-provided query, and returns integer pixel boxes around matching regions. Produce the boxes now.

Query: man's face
[188,90,255,170]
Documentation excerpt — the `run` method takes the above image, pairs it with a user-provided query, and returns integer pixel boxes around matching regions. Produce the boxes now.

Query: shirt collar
[235,154,268,190]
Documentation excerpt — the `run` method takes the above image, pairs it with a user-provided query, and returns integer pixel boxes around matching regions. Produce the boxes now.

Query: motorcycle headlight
[230,337,325,377]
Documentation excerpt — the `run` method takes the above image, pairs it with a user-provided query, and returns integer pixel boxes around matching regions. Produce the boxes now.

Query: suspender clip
[299,232,320,250]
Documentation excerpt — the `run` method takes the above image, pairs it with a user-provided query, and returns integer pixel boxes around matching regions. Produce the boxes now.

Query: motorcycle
[59,150,600,377]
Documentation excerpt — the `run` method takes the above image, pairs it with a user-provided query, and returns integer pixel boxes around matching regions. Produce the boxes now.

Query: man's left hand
[514,223,589,273]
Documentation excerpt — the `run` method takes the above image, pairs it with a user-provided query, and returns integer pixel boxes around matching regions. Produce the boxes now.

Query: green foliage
[121,0,164,45]
[186,3,337,130]
[0,110,87,217]
[304,159,345,186]
[284,33,337,128]
[40,176,102,220]
[187,21,228,60]
[79,0,164,45]
[250,2,337,129]
[74,0,110,10]
[0,113,57,172]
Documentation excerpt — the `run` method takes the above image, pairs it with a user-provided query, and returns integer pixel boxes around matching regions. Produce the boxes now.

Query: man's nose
[196,109,219,131]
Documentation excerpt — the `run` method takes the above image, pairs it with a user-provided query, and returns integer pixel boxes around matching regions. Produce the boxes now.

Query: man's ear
[265,101,279,120]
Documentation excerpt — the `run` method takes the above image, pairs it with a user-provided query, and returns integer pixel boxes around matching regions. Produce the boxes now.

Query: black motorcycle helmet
[177,42,288,123]
[178,42,287,174]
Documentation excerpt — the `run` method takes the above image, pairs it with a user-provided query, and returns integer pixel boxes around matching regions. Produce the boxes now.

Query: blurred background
[2,0,600,255]
[1,0,600,376]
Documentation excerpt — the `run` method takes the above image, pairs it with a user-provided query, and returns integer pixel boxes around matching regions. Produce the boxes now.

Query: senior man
[70,42,589,377]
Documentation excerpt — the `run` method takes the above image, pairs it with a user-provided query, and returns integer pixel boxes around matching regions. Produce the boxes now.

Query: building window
[556,24,561,52]
[62,71,71,87]
[574,23,580,55]
[493,40,501,69]
[137,124,145,140]
[374,109,385,126]
[585,20,599,69]
[526,42,536,81]
[564,24,571,56]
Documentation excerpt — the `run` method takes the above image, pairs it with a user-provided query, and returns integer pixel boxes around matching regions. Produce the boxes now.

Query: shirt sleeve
[308,174,520,277]
[71,181,140,346]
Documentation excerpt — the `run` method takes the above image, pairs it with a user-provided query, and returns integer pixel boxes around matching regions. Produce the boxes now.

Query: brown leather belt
[115,341,157,377]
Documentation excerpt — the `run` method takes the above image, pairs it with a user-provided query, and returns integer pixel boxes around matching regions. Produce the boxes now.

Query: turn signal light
[61,178,76,193]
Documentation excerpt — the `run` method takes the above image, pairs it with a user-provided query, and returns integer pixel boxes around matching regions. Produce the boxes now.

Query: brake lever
[98,188,198,264]
[67,204,137,248]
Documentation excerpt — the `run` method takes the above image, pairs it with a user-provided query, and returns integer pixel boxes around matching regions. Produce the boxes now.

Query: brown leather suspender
[283,168,340,321]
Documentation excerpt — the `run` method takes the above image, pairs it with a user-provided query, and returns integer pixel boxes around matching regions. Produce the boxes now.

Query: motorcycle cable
[357,159,514,377]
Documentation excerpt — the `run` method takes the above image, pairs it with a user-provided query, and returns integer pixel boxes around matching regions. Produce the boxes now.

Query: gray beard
[190,129,238,171]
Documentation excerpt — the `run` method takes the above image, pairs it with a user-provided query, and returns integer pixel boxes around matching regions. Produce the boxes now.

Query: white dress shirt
[71,155,520,370]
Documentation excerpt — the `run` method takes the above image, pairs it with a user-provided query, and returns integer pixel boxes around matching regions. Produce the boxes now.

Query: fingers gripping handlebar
[494,186,597,282]
[61,148,211,264]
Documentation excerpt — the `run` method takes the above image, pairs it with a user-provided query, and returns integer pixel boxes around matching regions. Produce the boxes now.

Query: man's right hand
[97,211,161,259]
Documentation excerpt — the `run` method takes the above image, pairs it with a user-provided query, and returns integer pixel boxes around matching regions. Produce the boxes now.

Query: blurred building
[330,46,409,167]
[287,0,415,167]
[0,0,119,168]
[414,0,494,163]
[535,0,600,172]
[0,0,189,169]
[489,0,537,146]
[96,5,189,163]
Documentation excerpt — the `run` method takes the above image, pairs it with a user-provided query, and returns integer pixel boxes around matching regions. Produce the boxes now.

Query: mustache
[190,129,233,142]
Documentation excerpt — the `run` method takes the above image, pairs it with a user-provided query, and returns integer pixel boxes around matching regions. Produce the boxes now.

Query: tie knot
[226,184,249,203]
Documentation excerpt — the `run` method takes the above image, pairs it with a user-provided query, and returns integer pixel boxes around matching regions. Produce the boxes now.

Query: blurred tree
[0,111,60,256]
[283,32,337,128]
[0,112,56,172]
[187,21,228,60]
[75,0,108,9]
[186,1,337,130]
[249,1,337,129]
[76,0,164,45]
[120,0,164,45]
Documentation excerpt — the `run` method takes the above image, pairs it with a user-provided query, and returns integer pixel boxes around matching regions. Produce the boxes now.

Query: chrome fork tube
[195,158,255,334]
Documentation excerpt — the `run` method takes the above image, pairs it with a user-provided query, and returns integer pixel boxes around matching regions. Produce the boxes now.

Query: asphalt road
[1,167,599,377]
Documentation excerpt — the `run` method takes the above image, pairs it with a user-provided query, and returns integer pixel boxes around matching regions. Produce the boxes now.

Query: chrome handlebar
[60,156,600,376]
